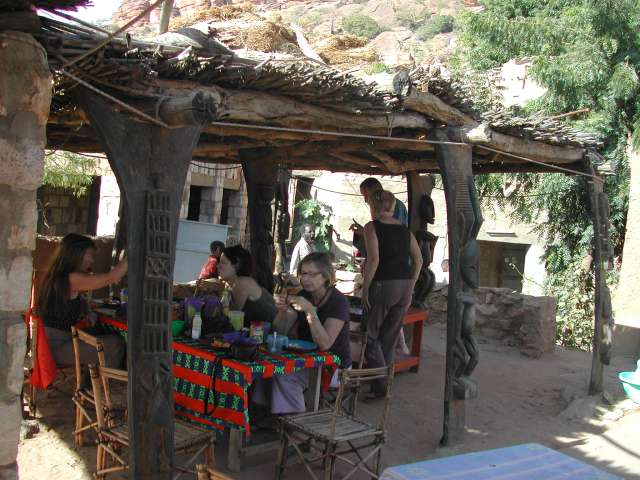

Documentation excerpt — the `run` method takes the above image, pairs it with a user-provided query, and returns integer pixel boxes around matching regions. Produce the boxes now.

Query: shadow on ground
[18,324,640,479]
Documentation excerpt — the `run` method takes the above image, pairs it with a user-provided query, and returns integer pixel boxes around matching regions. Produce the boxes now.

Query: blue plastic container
[619,360,640,404]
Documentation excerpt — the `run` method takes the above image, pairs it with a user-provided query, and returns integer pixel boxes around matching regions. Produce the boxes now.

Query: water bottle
[191,312,202,340]
[221,287,231,316]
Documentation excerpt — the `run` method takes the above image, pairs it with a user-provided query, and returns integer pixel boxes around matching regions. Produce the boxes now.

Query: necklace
[311,287,331,308]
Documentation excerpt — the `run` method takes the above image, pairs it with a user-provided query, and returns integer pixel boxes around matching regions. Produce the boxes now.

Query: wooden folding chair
[322,327,368,416]
[276,366,394,480]
[22,315,74,418]
[70,326,113,447]
[89,364,216,480]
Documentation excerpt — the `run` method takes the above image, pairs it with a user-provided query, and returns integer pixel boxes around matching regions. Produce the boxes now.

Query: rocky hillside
[112,0,482,71]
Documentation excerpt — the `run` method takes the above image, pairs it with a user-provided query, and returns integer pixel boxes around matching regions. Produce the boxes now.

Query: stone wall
[37,186,91,236]
[426,286,557,358]
[0,32,52,479]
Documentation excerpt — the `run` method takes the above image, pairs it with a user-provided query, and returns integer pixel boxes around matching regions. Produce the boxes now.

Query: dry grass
[314,34,379,66]
[242,21,297,52]
[170,3,256,30]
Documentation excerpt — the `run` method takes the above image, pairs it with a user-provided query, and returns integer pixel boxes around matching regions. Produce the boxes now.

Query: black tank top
[372,220,412,281]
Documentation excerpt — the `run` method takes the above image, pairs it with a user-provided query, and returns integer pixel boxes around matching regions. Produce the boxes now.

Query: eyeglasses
[299,270,322,279]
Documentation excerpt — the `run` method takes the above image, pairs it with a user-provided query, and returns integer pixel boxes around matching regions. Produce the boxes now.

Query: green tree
[456,0,638,348]
[341,14,383,40]
[294,199,334,251]
[43,151,98,196]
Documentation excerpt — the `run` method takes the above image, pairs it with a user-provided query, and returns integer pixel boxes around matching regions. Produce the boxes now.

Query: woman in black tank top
[362,190,423,396]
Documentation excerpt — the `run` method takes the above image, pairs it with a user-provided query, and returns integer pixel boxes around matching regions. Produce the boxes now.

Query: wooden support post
[407,172,438,311]
[274,167,291,273]
[432,129,483,446]
[241,151,278,293]
[586,163,614,395]
[77,87,206,479]
[158,0,175,35]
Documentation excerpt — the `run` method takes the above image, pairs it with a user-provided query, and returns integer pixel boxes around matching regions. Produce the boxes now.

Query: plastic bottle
[221,287,231,316]
[191,312,202,340]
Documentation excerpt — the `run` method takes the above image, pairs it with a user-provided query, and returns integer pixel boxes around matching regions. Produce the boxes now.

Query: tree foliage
[43,151,98,196]
[456,0,637,349]
[341,14,384,40]
[293,199,334,251]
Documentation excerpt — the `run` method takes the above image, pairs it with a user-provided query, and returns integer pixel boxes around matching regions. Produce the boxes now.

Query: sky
[68,0,121,22]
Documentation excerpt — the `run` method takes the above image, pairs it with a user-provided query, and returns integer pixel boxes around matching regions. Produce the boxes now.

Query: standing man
[199,240,225,279]
[290,224,316,274]
[350,177,409,251]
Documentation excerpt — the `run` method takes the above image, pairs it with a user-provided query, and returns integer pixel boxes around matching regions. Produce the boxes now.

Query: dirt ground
[17,323,640,479]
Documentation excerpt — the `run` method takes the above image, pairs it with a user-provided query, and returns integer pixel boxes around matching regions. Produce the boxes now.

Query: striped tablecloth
[100,317,339,434]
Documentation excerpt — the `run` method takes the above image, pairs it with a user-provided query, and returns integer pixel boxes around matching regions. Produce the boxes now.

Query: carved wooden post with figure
[586,161,615,395]
[407,172,438,311]
[78,87,213,479]
[241,150,279,293]
[433,129,483,445]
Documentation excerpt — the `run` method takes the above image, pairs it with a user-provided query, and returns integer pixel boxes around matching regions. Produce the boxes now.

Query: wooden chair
[21,315,74,418]
[88,364,216,480]
[276,366,394,480]
[322,327,368,416]
[70,326,111,447]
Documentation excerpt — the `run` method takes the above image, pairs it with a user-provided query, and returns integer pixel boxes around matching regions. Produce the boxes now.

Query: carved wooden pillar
[274,167,291,273]
[433,129,483,446]
[407,172,438,310]
[586,162,614,394]
[241,150,278,293]
[77,88,210,479]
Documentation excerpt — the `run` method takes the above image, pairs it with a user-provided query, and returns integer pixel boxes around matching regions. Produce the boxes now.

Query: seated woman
[217,245,278,326]
[254,252,351,414]
[36,233,127,368]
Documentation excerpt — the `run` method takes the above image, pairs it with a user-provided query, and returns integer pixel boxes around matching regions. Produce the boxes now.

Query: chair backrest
[330,365,394,439]
[71,326,110,398]
[349,328,367,369]
[88,364,128,430]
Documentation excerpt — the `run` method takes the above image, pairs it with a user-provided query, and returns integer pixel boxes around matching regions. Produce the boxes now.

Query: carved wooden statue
[433,130,483,446]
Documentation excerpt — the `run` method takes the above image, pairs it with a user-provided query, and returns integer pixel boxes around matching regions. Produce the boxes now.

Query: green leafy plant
[416,14,455,41]
[365,62,392,74]
[341,14,383,40]
[457,0,638,349]
[294,199,334,251]
[43,151,98,197]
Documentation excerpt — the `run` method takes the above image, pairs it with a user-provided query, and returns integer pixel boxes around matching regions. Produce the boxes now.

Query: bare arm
[408,232,423,282]
[287,295,344,351]
[230,277,252,311]
[361,221,379,310]
[69,258,127,292]
[273,306,299,336]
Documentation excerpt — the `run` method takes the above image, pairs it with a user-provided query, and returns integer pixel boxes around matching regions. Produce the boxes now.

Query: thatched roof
[30,13,603,175]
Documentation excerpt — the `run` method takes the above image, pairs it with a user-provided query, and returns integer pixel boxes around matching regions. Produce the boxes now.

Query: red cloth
[198,255,218,279]
[29,315,58,390]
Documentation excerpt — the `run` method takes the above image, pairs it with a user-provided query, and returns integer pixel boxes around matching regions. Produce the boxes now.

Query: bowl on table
[230,337,258,361]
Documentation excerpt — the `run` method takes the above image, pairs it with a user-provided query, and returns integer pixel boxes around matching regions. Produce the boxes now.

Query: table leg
[227,428,242,472]
[410,318,424,373]
[304,367,322,411]
[313,366,321,411]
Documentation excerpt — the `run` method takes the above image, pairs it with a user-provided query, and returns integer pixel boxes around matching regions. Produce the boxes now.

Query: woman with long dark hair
[36,233,126,367]
[217,245,278,326]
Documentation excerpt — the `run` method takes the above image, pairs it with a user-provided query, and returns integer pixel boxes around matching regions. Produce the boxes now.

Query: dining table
[98,316,340,471]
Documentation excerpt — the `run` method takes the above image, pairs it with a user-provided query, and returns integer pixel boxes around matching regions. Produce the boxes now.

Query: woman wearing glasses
[255,252,351,414]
